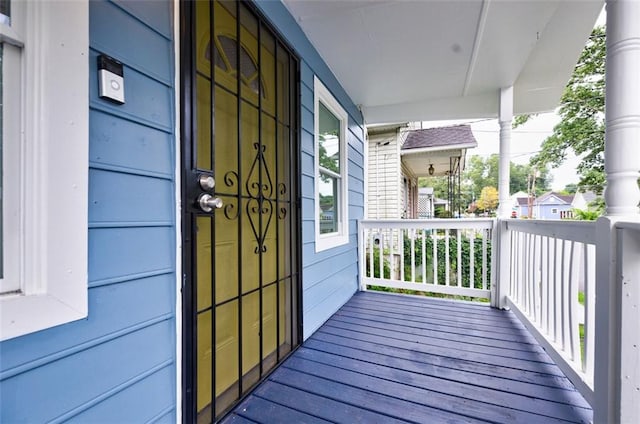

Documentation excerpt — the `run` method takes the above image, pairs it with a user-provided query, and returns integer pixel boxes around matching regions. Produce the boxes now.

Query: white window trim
[0,0,88,341]
[314,76,349,252]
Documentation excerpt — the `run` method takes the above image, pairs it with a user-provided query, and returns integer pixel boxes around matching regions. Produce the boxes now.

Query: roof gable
[401,125,478,150]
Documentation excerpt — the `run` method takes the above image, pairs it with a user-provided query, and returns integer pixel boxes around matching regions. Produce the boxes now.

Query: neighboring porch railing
[358,219,494,299]
[501,219,597,405]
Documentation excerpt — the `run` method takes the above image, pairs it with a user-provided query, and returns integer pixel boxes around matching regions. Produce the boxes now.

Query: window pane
[319,171,339,234]
[318,102,340,173]
[0,43,3,278]
[0,0,9,23]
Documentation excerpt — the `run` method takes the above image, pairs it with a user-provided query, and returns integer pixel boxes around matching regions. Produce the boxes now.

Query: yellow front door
[182,1,300,421]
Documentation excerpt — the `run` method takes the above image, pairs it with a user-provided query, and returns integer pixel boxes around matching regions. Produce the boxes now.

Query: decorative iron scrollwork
[224,170,239,189]
[244,142,276,253]
[246,143,273,199]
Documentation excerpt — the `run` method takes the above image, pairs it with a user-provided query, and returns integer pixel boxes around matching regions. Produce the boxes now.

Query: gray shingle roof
[402,125,478,150]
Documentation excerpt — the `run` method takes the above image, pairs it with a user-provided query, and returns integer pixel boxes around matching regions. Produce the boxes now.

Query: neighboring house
[367,124,477,219]
[510,191,529,217]
[0,0,611,422]
[535,192,575,219]
[572,190,599,211]
[418,187,435,218]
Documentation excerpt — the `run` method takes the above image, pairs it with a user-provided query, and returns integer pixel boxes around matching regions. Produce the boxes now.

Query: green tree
[463,154,550,201]
[529,26,606,193]
[562,183,579,194]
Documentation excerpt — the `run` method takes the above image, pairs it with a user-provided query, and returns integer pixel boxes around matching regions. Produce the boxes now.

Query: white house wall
[367,131,401,219]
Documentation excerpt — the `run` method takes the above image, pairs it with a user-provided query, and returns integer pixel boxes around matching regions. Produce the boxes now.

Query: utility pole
[527,168,537,219]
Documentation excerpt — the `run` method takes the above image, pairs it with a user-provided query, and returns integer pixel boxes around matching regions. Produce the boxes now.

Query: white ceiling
[282,0,603,124]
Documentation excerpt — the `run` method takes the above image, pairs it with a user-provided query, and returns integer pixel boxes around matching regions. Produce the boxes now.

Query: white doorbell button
[98,54,125,104]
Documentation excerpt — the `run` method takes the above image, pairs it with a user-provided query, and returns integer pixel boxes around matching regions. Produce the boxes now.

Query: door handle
[198,193,223,212]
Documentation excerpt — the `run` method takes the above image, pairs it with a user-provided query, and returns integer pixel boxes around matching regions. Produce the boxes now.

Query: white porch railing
[502,219,597,405]
[358,219,494,299]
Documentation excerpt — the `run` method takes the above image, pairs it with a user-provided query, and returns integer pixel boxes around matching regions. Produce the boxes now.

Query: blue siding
[255,2,366,339]
[0,1,177,422]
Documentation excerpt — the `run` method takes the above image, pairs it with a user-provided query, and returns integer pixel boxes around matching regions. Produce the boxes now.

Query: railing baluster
[553,237,562,344]
[469,232,475,290]
[568,241,579,362]
[584,243,595,379]
[482,230,487,291]
[433,229,438,285]
[368,229,374,278]
[379,231,384,279]
[522,233,532,315]
[410,229,415,283]
[532,234,539,324]
[541,236,548,332]
[546,236,551,335]
[561,239,569,352]
[445,229,450,286]
[400,230,405,282]
[457,229,462,287]
[389,229,395,280]
[421,230,427,284]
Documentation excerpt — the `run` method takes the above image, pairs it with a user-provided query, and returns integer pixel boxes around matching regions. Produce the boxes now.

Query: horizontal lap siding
[0,1,176,422]
[255,2,366,340]
[367,132,400,219]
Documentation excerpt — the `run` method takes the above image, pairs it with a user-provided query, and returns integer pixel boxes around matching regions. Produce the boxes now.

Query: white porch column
[594,1,640,422]
[492,87,513,309]
[497,87,513,218]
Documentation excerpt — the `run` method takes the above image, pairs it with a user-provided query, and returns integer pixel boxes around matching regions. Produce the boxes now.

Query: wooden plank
[296,343,583,404]
[229,395,330,424]
[253,380,409,424]
[350,291,522,322]
[316,325,565,376]
[326,316,552,362]
[220,413,259,424]
[336,305,539,344]
[356,290,510,316]
[346,297,530,333]
[306,336,576,390]
[284,355,591,423]
[271,367,489,424]
[332,309,542,352]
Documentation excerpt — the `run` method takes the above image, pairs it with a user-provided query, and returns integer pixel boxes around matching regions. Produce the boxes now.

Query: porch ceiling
[402,148,470,178]
[282,0,603,123]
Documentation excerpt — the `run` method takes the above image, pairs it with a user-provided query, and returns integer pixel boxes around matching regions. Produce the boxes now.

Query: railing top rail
[504,219,596,245]
[359,218,494,230]
[615,220,640,231]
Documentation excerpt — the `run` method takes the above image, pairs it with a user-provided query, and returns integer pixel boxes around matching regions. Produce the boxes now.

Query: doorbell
[98,54,125,105]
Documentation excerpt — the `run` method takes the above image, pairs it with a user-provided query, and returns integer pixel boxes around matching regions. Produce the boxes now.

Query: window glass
[318,103,340,173]
[0,43,3,278]
[318,103,341,234]
[0,0,9,25]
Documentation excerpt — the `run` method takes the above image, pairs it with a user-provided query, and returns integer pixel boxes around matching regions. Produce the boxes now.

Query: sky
[418,8,606,192]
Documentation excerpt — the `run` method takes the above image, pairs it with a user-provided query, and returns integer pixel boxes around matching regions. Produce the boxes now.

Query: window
[314,77,349,251]
[0,1,88,341]
[551,208,559,214]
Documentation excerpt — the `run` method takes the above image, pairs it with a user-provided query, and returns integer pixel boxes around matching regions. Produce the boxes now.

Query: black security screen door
[180,1,301,421]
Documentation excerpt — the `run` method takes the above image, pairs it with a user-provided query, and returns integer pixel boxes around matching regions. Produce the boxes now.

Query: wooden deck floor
[222,291,592,423]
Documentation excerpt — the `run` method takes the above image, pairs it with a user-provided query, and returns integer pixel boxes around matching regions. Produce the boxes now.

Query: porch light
[428,164,435,176]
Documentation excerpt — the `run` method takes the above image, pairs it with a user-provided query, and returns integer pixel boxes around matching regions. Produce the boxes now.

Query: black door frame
[179,1,303,422]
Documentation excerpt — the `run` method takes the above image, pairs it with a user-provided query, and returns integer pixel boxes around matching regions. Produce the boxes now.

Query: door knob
[199,174,215,190]
[198,193,223,212]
